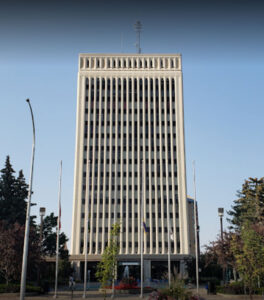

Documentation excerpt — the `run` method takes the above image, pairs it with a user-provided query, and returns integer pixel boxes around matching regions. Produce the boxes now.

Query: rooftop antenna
[121,32,124,53]
[134,21,142,54]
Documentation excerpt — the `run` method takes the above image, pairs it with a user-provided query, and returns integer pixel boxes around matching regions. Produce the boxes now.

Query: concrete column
[72,261,81,281]
[120,76,124,254]
[108,77,113,245]
[158,77,165,254]
[180,259,187,279]
[142,77,147,254]
[144,260,151,282]
[169,77,177,253]
[89,77,96,255]
[164,76,170,256]
[95,77,103,254]
[101,77,108,253]
[125,76,129,254]
[153,78,159,254]
[147,77,153,254]
[137,77,141,254]
[131,77,136,253]
[176,74,189,254]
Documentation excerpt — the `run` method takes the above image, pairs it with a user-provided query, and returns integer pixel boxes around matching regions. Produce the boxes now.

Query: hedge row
[0,284,42,293]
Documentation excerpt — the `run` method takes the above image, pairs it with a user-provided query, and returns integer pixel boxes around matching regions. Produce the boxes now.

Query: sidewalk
[194,288,264,300]
[1,289,264,299]
[0,290,149,299]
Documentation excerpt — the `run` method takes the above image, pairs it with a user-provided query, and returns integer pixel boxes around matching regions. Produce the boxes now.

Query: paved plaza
[0,289,263,300]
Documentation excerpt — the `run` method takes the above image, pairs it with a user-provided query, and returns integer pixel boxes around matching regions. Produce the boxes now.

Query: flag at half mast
[143,221,149,234]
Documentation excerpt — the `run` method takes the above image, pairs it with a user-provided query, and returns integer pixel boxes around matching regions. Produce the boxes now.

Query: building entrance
[117,262,140,280]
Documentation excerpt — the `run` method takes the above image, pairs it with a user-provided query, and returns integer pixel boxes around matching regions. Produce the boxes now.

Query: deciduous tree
[231,222,264,299]
[0,221,41,284]
[205,231,236,271]
[96,223,120,288]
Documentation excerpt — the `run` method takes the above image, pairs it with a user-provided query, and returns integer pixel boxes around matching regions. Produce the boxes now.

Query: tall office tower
[71,54,191,279]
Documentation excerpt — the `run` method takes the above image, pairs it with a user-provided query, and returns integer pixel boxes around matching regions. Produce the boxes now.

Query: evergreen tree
[39,213,72,282]
[0,156,28,225]
[40,212,68,257]
[227,177,264,230]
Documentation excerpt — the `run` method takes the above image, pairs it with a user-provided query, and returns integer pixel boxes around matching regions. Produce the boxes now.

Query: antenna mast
[134,21,142,54]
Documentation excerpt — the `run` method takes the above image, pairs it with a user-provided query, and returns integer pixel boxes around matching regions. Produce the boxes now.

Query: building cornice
[79,54,182,72]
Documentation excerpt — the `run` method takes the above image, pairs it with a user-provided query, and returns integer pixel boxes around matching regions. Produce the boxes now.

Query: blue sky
[0,0,264,249]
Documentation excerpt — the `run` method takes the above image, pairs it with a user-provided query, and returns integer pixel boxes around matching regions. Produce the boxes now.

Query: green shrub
[216,281,244,295]
[159,278,192,300]
[255,287,264,295]
[0,283,42,293]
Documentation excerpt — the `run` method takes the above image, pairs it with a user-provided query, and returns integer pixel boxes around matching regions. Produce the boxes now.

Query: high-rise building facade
[71,54,191,278]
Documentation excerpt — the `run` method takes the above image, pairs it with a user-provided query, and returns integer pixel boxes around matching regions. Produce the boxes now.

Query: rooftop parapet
[79,54,182,71]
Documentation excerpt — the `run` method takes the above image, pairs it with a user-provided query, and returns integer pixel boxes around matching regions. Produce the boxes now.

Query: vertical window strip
[169,77,177,253]
[137,76,141,254]
[119,77,124,253]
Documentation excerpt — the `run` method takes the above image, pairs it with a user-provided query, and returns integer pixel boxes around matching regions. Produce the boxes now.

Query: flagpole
[140,159,144,298]
[112,160,118,298]
[54,161,62,298]
[193,161,199,295]
[166,197,171,286]
[83,160,90,298]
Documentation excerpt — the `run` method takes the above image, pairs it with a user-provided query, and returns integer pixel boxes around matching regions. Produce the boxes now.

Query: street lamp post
[20,99,36,300]
[218,208,224,283]
[218,208,224,241]
[39,207,46,243]
[38,207,45,284]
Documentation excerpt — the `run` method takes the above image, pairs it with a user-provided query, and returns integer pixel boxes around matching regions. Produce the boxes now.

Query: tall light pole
[218,208,224,241]
[54,161,62,298]
[20,99,36,300]
[218,208,224,283]
[38,207,45,284]
[39,207,46,243]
